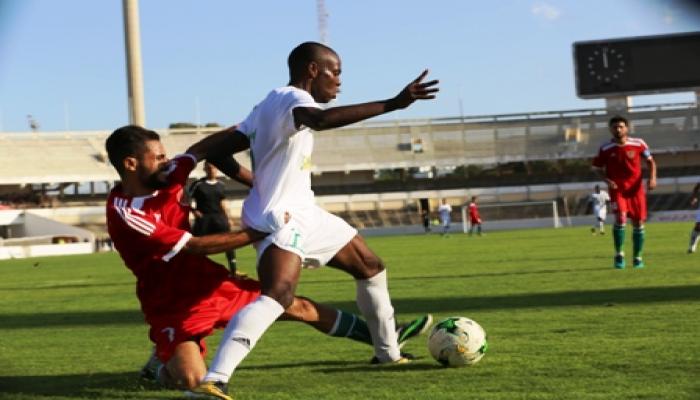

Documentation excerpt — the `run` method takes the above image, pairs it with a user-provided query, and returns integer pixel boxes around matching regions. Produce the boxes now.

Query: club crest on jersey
[626,150,636,159]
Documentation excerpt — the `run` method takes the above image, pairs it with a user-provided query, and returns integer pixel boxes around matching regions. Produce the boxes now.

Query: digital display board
[573,31,700,98]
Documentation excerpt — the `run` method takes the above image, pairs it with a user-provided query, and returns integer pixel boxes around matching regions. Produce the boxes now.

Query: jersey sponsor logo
[161,327,175,342]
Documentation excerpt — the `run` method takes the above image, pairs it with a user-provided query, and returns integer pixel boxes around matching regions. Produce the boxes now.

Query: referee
[189,162,237,273]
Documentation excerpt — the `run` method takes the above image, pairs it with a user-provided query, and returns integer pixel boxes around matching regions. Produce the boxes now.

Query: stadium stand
[0,102,699,236]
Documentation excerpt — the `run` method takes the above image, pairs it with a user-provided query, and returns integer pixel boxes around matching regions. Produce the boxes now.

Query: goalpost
[461,200,565,233]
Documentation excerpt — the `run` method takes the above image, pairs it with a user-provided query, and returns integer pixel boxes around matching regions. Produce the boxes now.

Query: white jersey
[238,86,322,232]
[438,204,452,222]
[589,191,610,210]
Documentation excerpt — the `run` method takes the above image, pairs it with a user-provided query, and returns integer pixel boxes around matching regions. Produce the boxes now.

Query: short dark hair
[105,125,160,175]
[287,41,337,82]
[608,115,629,127]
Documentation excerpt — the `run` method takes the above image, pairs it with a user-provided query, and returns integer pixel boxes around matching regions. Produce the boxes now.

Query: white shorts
[594,206,607,221]
[254,205,358,269]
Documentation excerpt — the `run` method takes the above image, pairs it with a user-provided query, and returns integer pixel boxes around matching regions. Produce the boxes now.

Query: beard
[144,170,169,190]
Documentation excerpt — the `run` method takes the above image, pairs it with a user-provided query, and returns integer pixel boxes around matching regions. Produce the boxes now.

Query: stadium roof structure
[0,102,698,185]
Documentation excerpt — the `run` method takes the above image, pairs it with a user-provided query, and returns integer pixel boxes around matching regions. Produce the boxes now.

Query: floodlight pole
[122,0,146,127]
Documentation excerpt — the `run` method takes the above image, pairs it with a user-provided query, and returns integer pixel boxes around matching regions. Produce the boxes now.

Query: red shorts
[610,187,647,222]
[147,277,261,363]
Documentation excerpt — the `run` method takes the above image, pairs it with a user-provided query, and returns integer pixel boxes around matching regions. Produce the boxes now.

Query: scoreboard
[573,31,700,98]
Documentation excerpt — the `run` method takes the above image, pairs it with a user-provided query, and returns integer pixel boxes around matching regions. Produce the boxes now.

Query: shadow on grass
[301,266,604,285]
[3,284,700,329]
[240,355,440,373]
[0,372,173,398]
[0,361,441,398]
[324,284,700,315]
[2,309,144,329]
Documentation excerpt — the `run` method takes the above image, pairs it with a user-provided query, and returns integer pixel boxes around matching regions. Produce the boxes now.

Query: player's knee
[263,283,296,309]
[181,371,203,390]
[366,256,385,277]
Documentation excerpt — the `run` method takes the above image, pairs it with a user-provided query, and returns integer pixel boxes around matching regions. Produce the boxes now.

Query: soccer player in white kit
[437,199,452,236]
[194,42,439,399]
[589,184,611,235]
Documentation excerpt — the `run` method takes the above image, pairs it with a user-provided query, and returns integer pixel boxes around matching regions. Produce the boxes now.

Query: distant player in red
[592,115,656,269]
[467,196,482,236]
[104,125,431,395]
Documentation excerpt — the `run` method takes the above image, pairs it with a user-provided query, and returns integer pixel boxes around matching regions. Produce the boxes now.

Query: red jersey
[468,202,481,223]
[592,137,652,193]
[106,154,230,321]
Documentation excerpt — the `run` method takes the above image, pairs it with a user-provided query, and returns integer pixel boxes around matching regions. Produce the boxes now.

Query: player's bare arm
[646,157,657,190]
[185,127,253,187]
[183,227,268,255]
[592,166,617,190]
[209,155,253,188]
[293,70,439,131]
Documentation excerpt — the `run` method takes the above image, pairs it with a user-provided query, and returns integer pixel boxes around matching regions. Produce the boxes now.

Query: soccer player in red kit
[105,125,430,397]
[592,116,656,269]
[468,196,482,236]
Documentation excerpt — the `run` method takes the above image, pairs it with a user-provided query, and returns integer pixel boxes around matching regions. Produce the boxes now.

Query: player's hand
[606,179,618,190]
[647,177,657,191]
[388,69,439,110]
[691,197,698,207]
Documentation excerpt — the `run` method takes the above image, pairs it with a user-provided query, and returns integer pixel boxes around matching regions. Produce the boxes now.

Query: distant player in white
[589,184,610,235]
[688,183,700,253]
[438,199,452,236]
[195,42,439,397]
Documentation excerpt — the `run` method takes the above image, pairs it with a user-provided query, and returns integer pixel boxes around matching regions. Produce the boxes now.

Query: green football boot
[632,257,645,269]
[614,254,625,269]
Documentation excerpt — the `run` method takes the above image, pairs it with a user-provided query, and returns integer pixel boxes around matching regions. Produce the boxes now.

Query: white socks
[204,295,284,383]
[355,269,401,363]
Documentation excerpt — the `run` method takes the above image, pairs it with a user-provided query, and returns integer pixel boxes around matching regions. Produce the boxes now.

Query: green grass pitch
[1,222,699,399]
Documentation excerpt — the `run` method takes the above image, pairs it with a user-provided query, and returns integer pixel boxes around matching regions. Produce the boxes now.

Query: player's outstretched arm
[294,69,439,131]
[183,227,268,255]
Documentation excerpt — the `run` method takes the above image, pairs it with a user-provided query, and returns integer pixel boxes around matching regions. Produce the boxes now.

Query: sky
[1,0,700,132]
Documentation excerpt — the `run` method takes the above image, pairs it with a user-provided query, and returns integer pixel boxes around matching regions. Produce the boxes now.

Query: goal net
[461,200,565,233]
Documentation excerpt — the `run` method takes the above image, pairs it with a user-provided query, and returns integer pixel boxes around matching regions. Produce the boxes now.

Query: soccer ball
[427,316,488,367]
